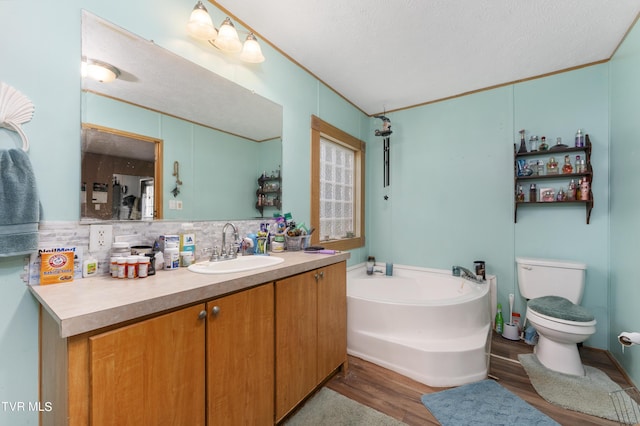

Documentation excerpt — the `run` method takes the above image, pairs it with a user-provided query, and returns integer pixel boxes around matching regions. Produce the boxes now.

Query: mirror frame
[81,123,163,220]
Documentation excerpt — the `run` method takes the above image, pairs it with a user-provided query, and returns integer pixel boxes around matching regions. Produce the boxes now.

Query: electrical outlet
[89,224,113,253]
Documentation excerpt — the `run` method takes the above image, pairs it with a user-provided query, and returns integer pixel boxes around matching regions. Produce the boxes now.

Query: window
[310,115,365,250]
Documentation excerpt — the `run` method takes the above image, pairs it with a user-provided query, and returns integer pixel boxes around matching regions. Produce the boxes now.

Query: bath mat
[519,353,639,422]
[285,387,406,425]
[421,379,559,426]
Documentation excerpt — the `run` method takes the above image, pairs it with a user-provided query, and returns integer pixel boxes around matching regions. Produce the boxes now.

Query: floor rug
[421,379,559,426]
[285,387,406,425]
[519,353,639,422]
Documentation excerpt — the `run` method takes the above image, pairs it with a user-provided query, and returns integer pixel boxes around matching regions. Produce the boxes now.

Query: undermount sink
[187,255,284,274]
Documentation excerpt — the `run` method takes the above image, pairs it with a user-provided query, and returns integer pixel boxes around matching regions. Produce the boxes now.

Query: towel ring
[0,81,35,152]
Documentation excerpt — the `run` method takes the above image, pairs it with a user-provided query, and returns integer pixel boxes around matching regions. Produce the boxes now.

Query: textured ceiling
[213,0,640,115]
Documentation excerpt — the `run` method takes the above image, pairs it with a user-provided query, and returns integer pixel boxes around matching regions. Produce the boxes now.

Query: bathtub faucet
[452,266,485,284]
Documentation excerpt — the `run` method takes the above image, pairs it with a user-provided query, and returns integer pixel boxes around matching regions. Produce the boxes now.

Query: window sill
[314,236,364,251]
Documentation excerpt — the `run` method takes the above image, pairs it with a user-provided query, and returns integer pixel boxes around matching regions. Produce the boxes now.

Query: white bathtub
[347,264,495,387]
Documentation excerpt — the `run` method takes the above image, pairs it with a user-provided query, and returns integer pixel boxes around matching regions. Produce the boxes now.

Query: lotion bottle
[83,255,98,278]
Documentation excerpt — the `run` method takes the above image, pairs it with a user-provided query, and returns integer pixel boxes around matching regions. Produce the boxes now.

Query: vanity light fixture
[81,58,120,83]
[186,0,217,40]
[186,2,265,63]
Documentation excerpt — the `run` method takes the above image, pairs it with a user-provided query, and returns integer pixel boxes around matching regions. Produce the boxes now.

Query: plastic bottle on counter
[126,256,138,279]
[138,256,150,278]
[83,255,98,278]
[164,243,180,270]
[495,303,504,334]
[117,257,127,279]
[110,256,119,278]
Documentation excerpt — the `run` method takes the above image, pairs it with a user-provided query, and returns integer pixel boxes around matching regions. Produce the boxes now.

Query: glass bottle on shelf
[556,188,566,201]
[546,157,558,175]
[562,155,573,174]
[539,136,549,151]
[529,184,537,202]
[518,129,527,153]
[580,179,590,200]
[538,160,545,175]
[529,135,539,152]
[516,185,525,202]
[575,155,586,173]
[568,179,577,200]
[575,129,585,147]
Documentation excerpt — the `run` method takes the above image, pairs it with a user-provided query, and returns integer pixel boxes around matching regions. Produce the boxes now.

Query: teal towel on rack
[0,149,39,256]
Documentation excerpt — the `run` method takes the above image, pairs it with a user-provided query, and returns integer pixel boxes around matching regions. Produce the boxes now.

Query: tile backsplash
[32,219,273,277]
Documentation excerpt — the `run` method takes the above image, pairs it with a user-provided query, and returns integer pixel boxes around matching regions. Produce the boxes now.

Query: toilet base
[534,334,585,376]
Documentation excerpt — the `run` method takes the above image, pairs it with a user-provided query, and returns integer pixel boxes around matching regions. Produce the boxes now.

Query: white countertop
[30,251,350,338]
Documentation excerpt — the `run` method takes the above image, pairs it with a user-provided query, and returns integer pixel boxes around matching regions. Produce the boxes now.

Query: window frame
[310,115,365,251]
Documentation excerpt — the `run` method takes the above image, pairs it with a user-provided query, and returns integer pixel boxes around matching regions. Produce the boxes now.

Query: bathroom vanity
[30,251,349,426]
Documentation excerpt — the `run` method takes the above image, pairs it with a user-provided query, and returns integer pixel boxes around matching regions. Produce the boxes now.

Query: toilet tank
[516,257,587,303]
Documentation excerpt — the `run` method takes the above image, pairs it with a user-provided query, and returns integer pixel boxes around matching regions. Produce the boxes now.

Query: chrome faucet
[452,265,485,284]
[220,222,239,259]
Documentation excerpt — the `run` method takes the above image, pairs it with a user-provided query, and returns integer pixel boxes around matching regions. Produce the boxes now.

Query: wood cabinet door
[89,304,206,426]
[275,271,318,421]
[316,261,347,380]
[207,284,274,426]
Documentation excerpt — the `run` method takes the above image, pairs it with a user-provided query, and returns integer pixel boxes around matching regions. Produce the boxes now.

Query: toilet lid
[528,296,595,322]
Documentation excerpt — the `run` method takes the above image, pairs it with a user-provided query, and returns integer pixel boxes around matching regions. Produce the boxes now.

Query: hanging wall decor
[374,115,392,188]
[0,81,35,152]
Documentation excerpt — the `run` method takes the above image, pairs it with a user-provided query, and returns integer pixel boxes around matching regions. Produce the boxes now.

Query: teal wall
[367,65,610,349]
[610,17,640,388]
[1,1,640,424]
[0,1,367,424]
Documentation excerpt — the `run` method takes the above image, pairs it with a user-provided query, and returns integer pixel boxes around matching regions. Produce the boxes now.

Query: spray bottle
[495,303,504,334]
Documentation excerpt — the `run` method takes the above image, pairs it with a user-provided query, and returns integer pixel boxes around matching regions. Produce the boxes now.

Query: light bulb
[213,18,242,53]
[186,1,217,40]
[240,33,265,63]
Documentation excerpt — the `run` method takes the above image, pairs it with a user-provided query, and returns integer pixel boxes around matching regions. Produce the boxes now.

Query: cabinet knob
[198,310,207,320]
[211,306,221,316]
[319,271,324,279]
[314,273,319,281]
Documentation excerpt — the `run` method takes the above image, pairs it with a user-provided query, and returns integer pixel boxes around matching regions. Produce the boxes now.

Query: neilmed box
[158,234,179,252]
[179,233,196,266]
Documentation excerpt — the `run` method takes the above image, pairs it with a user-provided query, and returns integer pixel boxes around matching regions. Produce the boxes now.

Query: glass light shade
[213,18,242,53]
[82,60,120,83]
[240,33,265,63]
[186,1,217,40]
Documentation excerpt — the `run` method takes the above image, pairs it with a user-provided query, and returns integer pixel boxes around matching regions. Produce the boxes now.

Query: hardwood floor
[326,332,635,425]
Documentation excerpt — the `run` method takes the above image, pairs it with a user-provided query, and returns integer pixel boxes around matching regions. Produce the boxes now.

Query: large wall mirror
[81,11,283,222]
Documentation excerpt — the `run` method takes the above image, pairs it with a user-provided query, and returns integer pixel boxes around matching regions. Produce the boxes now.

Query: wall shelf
[514,134,593,224]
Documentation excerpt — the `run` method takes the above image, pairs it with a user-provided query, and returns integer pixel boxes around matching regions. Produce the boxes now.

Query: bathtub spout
[453,266,485,284]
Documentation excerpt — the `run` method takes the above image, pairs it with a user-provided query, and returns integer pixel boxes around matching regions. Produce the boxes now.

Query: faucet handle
[210,246,220,261]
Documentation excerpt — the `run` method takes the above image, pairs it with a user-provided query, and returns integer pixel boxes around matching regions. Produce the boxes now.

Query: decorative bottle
[529,183,537,202]
[562,155,573,174]
[546,157,558,175]
[516,185,525,202]
[495,303,504,334]
[580,179,590,201]
[539,136,549,151]
[518,129,527,153]
[568,179,577,200]
[576,177,583,200]
[575,129,585,147]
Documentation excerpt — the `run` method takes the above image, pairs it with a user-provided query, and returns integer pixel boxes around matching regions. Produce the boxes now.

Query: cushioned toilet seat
[528,295,594,323]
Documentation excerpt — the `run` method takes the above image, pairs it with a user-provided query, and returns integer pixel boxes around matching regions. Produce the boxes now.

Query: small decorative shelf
[514,135,593,224]
[256,175,281,217]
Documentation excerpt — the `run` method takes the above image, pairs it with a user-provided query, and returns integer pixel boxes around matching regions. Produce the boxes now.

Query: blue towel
[0,149,39,256]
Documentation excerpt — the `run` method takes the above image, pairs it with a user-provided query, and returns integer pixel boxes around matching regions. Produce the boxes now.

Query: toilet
[516,257,596,376]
